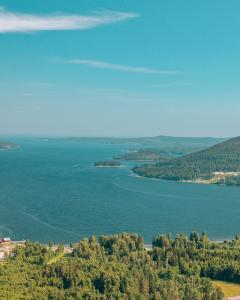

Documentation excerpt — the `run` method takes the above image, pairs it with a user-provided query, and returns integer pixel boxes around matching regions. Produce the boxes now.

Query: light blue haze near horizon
[1,0,240,137]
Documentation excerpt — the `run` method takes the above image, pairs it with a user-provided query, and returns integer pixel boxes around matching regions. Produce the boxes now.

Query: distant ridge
[54,135,227,155]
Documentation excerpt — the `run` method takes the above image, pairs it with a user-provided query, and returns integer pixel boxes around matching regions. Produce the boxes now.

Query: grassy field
[212,280,240,297]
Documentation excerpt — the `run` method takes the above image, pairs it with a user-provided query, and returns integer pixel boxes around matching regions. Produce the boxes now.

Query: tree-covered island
[94,160,122,167]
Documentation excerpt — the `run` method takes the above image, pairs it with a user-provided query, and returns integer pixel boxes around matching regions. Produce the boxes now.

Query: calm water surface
[0,138,240,243]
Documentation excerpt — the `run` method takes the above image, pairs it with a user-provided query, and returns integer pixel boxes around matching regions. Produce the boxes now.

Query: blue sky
[0,0,240,137]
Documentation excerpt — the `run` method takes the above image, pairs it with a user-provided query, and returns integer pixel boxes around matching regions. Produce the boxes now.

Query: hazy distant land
[0,140,19,150]
[114,149,171,162]
[52,135,227,155]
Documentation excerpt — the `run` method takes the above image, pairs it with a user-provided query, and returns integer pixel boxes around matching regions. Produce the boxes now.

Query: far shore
[95,165,124,168]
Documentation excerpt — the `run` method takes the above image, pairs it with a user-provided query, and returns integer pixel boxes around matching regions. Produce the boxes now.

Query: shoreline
[131,170,239,187]
[0,233,234,246]
[95,165,124,168]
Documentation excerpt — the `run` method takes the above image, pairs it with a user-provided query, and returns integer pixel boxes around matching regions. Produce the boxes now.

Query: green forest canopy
[2,232,240,299]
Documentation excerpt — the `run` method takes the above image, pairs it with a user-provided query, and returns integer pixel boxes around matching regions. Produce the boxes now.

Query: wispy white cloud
[68,59,183,75]
[76,87,160,102]
[0,7,138,33]
[23,92,33,97]
[151,83,173,87]
[152,82,192,87]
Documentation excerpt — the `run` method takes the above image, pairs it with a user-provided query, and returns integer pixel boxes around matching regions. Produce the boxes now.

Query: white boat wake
[21,210,81,238]
[112,177,203,200]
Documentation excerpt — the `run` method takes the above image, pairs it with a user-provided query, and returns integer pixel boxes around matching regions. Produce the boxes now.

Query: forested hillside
[3,232,240,299]
[133,137,240,185]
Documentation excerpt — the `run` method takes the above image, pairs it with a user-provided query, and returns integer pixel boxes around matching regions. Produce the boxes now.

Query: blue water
[0,138,240,243]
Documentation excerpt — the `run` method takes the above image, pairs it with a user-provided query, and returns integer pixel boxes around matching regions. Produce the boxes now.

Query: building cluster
[0,237,26,261]
[0,237,11,261]
[0,237,11,244]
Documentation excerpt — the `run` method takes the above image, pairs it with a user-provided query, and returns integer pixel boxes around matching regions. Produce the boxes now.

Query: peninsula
[133,136,240,186]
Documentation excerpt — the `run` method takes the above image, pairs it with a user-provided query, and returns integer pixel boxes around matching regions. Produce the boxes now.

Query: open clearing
[213,280,240,298]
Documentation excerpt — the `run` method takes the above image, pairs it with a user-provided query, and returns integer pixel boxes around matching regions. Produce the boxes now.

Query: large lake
[0,138,240,243]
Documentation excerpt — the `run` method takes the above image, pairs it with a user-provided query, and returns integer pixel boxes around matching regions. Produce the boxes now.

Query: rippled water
[0,138,240,243]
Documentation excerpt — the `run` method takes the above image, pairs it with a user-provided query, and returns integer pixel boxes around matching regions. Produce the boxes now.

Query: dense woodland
[3,232,240,299]
[133,137,240,185]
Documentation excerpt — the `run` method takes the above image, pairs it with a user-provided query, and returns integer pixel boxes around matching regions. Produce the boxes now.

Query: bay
[0,138,239,243]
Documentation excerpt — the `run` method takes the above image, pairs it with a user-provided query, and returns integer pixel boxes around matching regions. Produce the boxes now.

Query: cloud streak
[152,82,192,87]
[0,7,138,33]
[68,59,183,75]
